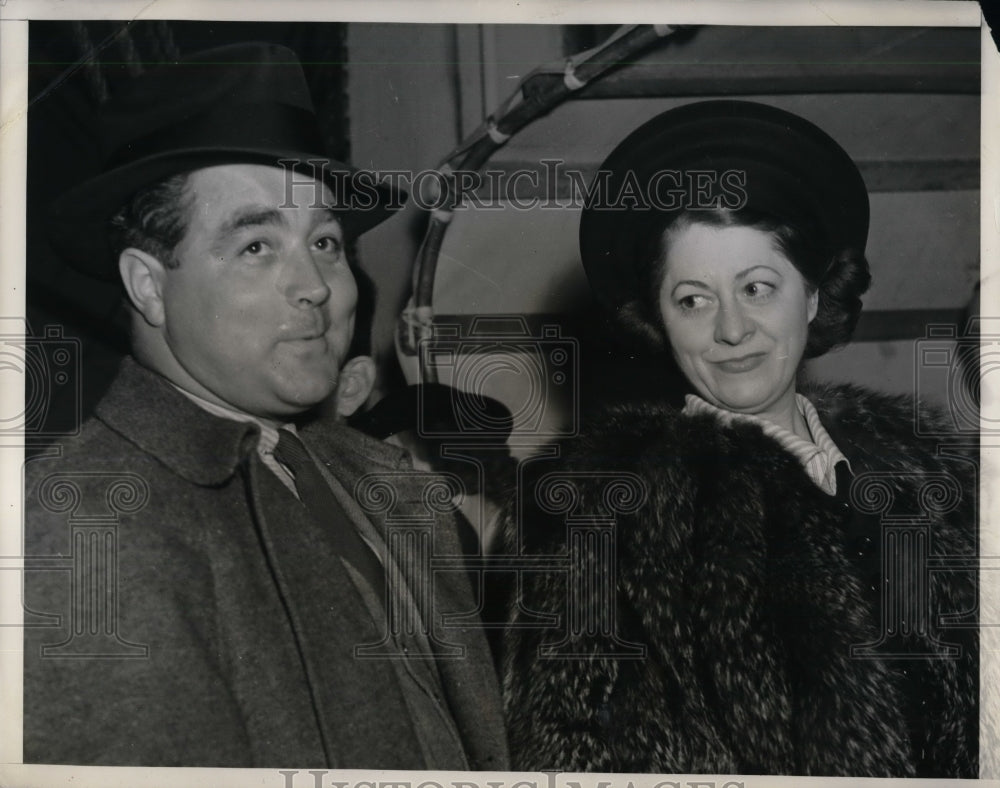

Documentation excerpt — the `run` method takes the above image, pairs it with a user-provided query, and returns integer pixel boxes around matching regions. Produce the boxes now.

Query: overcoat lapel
[246,454,426,768]
[302,420,510,769]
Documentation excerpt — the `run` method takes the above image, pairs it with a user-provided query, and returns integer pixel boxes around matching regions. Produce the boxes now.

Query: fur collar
[503,381,978,777]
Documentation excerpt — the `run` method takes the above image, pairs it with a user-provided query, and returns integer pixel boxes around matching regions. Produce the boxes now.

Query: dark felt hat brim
[354,383,514,441]
[579,100,870,314]
[48,147,404,280]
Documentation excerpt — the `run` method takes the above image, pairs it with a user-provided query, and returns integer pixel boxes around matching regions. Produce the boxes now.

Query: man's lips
[280,321,330,342]
[712,352,767,373]
[279,329,331,352]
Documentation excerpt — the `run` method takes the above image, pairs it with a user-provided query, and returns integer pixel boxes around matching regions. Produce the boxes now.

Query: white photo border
[0,2,994,786]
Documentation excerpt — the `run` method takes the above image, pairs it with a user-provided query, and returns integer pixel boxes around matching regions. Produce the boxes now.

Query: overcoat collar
[95,356,415,488]
[300,412,412,478]
[96,356,259,486]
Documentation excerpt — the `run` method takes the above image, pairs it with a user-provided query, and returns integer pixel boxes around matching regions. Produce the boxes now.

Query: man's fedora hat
[579,100,870,314]
[49,42,405,279]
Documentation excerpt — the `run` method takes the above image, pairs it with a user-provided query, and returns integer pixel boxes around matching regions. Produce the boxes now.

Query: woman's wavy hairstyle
[617,208,871,360]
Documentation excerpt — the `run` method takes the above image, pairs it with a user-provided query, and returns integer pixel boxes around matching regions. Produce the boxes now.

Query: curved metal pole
[398,23,687,383]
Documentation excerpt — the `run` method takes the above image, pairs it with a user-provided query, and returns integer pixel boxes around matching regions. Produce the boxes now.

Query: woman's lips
[713,352,767,373]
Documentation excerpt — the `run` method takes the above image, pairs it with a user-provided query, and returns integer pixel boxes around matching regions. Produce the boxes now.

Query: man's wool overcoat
[24,357,509,769]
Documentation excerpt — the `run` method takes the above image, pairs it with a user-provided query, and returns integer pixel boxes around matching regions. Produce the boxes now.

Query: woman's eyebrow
[670,278,710,295]
[735,264,781,280]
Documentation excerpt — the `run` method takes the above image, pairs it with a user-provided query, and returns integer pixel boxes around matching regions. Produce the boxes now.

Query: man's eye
[242,241,266,255]
[314,236,343,254]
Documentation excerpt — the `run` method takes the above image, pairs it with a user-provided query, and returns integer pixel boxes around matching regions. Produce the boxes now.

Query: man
[23,42,509,769]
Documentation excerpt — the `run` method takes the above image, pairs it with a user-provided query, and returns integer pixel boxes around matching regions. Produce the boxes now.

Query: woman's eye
[744,281,776,299]
[677,294,709,310]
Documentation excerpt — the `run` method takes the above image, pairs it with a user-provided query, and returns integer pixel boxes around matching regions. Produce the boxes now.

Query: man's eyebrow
[217,207,285,239]
[310,208,343,229]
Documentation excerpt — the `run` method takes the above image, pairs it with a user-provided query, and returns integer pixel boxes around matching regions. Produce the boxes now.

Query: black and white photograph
[0,1,996,785]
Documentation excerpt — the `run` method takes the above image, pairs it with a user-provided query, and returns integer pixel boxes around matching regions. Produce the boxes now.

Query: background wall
[347,22,567,395]
[23,21,981,438]
[348,23,981,441]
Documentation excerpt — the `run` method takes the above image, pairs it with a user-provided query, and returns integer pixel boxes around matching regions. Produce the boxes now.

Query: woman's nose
[714,302,753,345]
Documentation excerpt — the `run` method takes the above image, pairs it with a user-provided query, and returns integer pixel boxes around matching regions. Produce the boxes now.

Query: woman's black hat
[578,100,870,313]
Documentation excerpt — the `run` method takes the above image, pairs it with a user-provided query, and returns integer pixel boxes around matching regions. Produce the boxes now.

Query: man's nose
[282,247,331,307]
[714,301,753,345]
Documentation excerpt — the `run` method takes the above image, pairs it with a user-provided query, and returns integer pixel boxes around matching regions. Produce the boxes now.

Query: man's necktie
[274,429,386,608]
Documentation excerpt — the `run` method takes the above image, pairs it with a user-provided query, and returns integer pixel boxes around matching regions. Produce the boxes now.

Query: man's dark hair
[108,172,193,268]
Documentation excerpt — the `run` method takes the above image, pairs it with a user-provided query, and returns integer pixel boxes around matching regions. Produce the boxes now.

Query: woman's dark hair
[618,208,871,359]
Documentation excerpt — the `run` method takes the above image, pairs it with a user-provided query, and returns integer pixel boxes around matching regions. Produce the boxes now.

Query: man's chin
[273,380,339,414]
[224,370,339,422]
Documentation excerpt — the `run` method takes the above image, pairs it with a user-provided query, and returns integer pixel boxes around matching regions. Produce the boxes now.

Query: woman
[502,101,977,777]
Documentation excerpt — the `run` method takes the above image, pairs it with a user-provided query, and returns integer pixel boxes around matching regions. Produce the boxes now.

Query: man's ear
[119,248,168,327]
[335,355,377,417]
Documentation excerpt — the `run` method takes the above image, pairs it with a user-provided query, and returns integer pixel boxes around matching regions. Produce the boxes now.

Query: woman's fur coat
[501,382,977,777]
